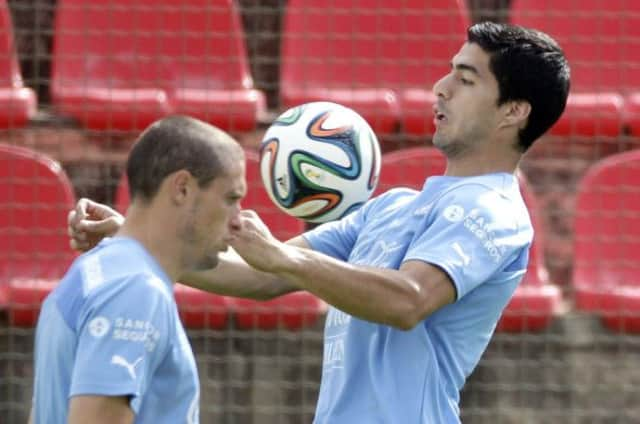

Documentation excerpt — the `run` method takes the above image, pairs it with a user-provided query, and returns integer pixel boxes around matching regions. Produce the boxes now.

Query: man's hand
[67,198,125,252]
[230,210,292,273]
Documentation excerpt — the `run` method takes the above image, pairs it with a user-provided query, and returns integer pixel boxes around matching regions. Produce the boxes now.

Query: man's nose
[433,73,451,100]
[229,210,242,231]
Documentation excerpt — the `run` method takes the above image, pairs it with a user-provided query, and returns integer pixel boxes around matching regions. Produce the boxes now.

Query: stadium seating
[378,147,562,332]
[0,144,76,326]
[0,0,37,128]
[572,149,640,333]
[51,0,266,133]
[280,0,469,137]
[173,284,232,329]
[510,0,640,137]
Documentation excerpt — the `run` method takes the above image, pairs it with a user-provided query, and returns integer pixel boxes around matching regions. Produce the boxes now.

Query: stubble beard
[180,207,220,271]
[433,132,471,159]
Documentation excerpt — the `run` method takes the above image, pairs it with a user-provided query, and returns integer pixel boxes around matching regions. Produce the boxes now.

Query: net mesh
[1,0,639,422]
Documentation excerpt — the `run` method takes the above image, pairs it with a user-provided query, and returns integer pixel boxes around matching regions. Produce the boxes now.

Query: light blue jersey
[304,173,533,424]
[32,237,199,424]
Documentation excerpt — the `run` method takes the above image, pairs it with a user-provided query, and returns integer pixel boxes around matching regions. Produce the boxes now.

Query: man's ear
[167,170,193,206]
[500,100,531,130]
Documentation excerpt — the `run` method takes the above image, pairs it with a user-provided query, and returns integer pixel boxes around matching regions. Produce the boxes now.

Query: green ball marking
[290,153,338,190]
[274,105,304,126]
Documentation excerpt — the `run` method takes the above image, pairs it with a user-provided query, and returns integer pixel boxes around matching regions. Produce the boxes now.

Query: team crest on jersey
[442,204,465,222]
[88,316,111,338]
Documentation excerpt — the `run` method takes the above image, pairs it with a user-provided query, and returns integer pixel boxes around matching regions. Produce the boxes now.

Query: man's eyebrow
[451,62,480,76]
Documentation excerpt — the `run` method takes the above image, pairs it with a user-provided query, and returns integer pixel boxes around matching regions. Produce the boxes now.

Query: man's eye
[460,78,473,86]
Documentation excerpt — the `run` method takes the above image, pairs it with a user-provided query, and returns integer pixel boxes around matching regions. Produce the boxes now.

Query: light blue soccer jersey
[303,173,533,424]
[32,237,199,424]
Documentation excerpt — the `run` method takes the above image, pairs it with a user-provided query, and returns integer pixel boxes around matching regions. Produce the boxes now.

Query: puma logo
[111,354,144,380]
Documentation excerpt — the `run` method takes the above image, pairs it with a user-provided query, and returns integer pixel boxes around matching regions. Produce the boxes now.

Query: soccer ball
[259,101,381,223]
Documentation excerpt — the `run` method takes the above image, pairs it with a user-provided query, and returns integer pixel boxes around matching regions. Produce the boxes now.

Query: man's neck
[116,204,182,281]
[443,145,521,177]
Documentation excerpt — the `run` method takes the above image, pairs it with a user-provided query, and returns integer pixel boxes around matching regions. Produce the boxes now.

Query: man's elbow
[390,294,441,331]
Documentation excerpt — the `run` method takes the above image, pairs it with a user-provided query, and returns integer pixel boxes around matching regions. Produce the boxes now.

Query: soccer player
[31,116,246,423]
[68,22,569,423]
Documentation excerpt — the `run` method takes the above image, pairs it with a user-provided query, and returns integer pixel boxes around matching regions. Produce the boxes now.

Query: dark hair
[126,115,242,201]
[468,22,570,151]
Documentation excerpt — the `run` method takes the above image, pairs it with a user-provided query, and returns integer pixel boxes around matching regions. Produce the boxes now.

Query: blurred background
[1,0,639,422]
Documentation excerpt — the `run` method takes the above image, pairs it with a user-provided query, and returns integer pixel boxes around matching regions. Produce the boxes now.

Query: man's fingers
[76,216,119,233]
[84,198,119,220]
[69,238,90,252]
[239,209,258,219]
[73,198,120,221]
[67,224,87,241]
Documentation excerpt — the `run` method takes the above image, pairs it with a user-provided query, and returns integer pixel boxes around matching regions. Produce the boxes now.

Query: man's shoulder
[442,173,517,194]
[433,174,523,208]
[428,174,532,234]
[54,257,171,320]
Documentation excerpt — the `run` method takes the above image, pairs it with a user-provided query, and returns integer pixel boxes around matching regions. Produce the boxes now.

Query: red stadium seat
[51,0,266,133]
[0,0,37,128]
[174,284,232,329]
[232,292,327,331]
[510,0,639,137]
[379,147,562,332]
[0,144,76,326]
[572,150,640,333]
[4,278,58,327]
[280,0,469,137]
[497,174,563,332]
[395,0,470,137]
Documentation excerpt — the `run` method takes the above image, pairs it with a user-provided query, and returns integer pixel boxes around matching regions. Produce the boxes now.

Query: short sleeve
[70,274,173,413]
[405,184,533,300]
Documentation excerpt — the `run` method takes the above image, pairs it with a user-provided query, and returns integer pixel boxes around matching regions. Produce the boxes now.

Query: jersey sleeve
[70,274,173,414]
[404,183,533,300]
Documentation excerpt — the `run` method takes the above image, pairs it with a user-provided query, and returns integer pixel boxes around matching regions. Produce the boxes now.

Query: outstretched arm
[180,237,308,300]
[231,211,456,330]
[67,198,303,300]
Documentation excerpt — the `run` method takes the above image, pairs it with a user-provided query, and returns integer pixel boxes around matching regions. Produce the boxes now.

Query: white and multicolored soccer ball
[259,101,381,223]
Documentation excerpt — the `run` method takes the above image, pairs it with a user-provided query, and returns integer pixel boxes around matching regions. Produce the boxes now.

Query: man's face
[432,42,502,156]
[181,159,246,270]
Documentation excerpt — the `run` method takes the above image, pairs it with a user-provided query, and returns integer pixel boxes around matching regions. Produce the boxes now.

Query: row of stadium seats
[285,0,640,138]
[0,0,265,132]
[1,143,639,333]
[4,0,640,138]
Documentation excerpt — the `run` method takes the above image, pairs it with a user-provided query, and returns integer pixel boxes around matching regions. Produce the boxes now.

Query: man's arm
[68,201,455,324]
[68,199,302,300]
[231,211,456,330]
[180,236,308,300]
[68,395,134,424]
